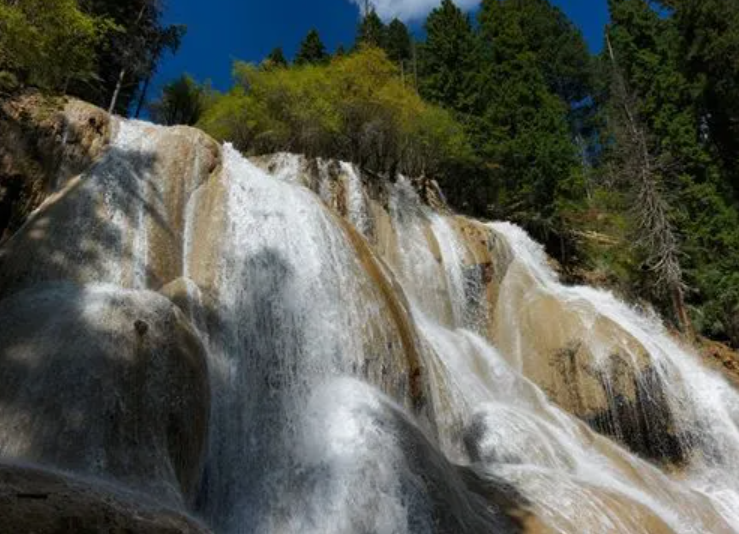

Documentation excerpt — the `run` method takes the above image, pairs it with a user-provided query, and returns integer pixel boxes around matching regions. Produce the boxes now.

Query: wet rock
[0,114,221,299]
[0,283,210,506]
[0,462,212,533]
[0,92,111,242]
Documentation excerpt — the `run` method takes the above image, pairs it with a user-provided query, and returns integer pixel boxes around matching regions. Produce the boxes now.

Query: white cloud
[348,0,480,22]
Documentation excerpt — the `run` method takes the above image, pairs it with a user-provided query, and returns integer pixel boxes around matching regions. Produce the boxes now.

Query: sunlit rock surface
[2,100,739,532]
[0,117,220,297]
[0,93,111,241]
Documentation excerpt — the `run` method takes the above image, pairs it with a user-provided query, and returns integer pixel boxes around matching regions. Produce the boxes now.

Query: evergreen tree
[476,0,582,230]
[149,74,205,126]
[385,18,411,64]
[664,0,739,195]
[603,0,739,338]
[264,47,288,68]
[419,0,478,113]
[478,0,593,108]
[356,10,386,49]
[295,29,328,65]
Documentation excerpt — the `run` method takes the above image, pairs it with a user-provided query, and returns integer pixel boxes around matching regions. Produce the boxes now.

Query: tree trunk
[412,41,418,90]
[672,286,694,338]
[108,68,126,116]
[108,3,149,116]
[134,75,151,119]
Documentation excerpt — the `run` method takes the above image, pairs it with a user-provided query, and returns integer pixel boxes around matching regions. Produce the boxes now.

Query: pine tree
[356,10,386,49]
[149,74,204,126]
[295,29,328,66]
[419,0,478,113]
[385,18,411,64]
[664,0,739,195]
[602,0,739,338]
[73,0,185,115]
[479,0,582,203]
[604,26,691,333]
[264,47,288,68]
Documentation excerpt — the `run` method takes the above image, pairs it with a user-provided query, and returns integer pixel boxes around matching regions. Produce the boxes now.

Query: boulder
[0,93,111,242]
[0,104,221,299]
[0,462,212,533]
[0,283,210,507]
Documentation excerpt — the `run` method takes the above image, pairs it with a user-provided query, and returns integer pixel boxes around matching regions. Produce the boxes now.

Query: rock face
[0,283,210,507]
[0,116,221,299]
[0,462,212,534]
[0,93,111,241]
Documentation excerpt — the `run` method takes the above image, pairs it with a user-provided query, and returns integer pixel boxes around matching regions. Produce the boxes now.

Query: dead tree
[606,31,693,336]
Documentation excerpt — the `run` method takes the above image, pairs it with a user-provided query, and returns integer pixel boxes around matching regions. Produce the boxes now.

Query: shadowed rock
[0,462,212,533]
[0,283,210,507]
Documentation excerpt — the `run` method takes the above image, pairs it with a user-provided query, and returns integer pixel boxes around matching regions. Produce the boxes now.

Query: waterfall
[4,117,739,533]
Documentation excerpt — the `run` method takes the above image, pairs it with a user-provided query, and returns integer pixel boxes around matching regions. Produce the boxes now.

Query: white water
[490,222,739,529]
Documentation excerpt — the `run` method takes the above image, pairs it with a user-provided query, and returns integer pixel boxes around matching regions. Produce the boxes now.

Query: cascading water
[192,146,434,533]
[4,117,739,533]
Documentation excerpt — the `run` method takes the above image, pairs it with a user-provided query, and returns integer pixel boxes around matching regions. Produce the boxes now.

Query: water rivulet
[2,114,739,533]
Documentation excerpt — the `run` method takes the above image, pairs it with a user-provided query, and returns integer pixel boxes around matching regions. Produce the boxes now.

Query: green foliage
[149,74,206,126]
[480,52,582,224]
[0,0,113,92]
[665,0,739,194]
[295,29,328,66]
[385,19,412,63]
[591,0,739,341]
[0,71,20,94]
[419,0,478,113]
[356,10,386,49]
[468,0,584,233]
[480,0,592,104]
[264,47,288,69]
[62,0,185,114]
[199,47,473,178]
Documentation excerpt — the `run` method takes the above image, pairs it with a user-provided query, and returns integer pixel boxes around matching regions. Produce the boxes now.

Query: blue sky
[151,0,609,96]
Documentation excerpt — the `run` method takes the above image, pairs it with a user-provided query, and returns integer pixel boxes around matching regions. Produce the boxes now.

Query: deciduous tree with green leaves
[0,0,113,93]
[199,48,473,179]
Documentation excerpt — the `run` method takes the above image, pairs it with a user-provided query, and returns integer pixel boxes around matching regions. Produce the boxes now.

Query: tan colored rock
[0,114,221,299]
[184,169,229,298]
[0,93,112,241]
[0,283,210,507]
[337,215,427,415]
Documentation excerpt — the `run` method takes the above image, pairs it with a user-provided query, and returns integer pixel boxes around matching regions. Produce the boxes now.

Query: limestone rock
[0,114,221,299]
[0,92,111,241]
[0,462,212,533]
[0,283,210,506]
